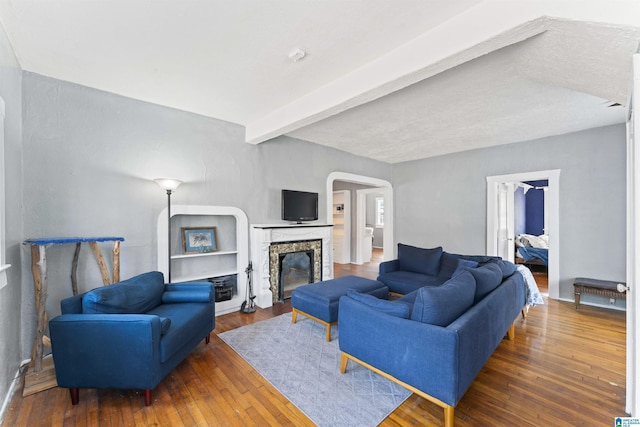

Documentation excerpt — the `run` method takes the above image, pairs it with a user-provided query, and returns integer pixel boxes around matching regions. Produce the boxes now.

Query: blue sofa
[49,271,215,406]
[378,243,508,295]
[339,259,526,427]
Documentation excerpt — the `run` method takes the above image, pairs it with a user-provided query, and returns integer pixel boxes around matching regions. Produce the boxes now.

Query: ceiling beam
[244,0,640,145]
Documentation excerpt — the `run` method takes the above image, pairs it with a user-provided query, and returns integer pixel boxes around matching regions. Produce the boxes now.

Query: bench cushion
[291,276,387,323]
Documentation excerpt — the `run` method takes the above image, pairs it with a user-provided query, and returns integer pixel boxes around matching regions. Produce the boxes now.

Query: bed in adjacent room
[515,233,548,267]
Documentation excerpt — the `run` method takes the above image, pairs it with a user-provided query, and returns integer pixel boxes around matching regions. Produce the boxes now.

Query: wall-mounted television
[281,189,318,223]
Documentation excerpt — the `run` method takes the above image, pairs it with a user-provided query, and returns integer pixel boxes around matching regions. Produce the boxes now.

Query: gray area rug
[218,312,411,426]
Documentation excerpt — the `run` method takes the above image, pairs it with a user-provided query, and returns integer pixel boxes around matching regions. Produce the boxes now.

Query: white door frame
[332,190,351,264]
[355,188,385,265]
[326,172,394,262]
[625,53,639,416]
[486,169,560,300]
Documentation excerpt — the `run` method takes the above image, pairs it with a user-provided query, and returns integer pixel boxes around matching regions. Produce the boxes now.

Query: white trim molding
[326,172,394,262]
[486,169,561,300]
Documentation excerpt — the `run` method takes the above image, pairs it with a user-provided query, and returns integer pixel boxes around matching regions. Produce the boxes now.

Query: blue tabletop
[24,237,125,245]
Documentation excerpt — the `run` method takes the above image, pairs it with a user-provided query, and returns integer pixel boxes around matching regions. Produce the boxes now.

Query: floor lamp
[154,178,183,283]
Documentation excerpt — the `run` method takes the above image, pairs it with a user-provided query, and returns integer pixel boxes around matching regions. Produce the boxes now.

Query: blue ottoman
[291,275,388,341]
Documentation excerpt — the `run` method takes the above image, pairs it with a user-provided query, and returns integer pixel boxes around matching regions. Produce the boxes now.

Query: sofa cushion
[346,289,410,319]
[378,271,447,295]
[467,263,502,303]
[453,259,478,277]
[148,302,213,363]
[82,271,165,314]
[410,270,476,326]
[489,259,517,279]
[458,254,501,265]
[437,252,459,279]
[397,243,443,276]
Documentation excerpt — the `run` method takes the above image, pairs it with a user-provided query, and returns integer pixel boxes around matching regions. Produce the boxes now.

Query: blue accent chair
[49,271,215,406]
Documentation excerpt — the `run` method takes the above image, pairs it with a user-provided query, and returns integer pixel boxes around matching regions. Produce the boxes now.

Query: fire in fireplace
[269,239,322,303]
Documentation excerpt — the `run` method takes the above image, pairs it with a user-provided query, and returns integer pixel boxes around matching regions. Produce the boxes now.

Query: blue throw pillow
[82,271,165,314]
[346,289,410,319]
[397,243,443,277]
[437,252,459,278]
[410,271,476,326]
[453,259,478,277]
[467,263,502,303]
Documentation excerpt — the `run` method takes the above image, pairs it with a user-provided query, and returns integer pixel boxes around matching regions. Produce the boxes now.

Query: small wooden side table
[22,236,124,396]
[573,277,626,310]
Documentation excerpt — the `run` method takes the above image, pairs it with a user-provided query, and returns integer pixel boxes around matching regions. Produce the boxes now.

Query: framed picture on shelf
[182,227,218,253]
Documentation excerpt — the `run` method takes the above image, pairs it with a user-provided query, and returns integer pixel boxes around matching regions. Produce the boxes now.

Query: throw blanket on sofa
[516,265,545,306]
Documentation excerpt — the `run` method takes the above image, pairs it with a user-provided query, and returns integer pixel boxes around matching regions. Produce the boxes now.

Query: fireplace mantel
[251,224,334,308]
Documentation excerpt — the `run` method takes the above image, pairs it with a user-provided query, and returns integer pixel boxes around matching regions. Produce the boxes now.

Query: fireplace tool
[240,261,257,314]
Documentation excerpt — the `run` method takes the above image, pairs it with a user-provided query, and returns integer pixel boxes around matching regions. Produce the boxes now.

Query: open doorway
[486,170,560,299]
[326,172,394,266]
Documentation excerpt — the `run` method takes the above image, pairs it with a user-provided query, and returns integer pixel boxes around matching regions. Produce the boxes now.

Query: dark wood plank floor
[4,249,626,426]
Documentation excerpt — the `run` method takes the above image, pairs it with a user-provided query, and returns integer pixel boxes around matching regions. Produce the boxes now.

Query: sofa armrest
[163,282,214,304]
[165,282,213,292]
[338,296,460,406]
[162,290,213,304]
[49,314,163,389]
[378,259,399,275]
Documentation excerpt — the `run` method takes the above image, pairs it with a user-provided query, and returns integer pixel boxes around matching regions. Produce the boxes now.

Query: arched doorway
[326,172,394,263]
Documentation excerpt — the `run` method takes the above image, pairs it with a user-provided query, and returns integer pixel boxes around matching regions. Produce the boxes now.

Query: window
[375,197,384,227]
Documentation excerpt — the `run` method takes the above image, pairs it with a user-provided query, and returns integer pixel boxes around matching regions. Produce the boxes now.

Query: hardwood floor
[3,251,626,426]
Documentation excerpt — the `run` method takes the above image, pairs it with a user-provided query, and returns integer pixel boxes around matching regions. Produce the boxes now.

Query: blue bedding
[518,247,548,265]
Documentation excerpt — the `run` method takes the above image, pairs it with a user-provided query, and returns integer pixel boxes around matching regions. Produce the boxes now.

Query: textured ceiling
[0,1,639,163]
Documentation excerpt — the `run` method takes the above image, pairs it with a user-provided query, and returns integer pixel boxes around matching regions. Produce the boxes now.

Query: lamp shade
[154,178,183,192]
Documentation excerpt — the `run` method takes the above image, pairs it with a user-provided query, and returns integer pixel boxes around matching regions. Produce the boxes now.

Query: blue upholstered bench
[291,275,388,341]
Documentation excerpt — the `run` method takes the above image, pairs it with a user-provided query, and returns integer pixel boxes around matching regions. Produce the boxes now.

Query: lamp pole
[166,188,173,282]
[154,178,183,283]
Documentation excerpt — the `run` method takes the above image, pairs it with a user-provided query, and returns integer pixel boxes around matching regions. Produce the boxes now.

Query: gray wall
[392,124,626,304]
[20,72,392,355]
[0,22,24,412]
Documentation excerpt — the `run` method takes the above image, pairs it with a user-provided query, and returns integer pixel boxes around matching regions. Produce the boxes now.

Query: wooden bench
[573,277,626,309]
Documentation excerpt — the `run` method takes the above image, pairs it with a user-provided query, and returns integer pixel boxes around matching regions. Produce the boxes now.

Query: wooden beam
[89,241,111,285]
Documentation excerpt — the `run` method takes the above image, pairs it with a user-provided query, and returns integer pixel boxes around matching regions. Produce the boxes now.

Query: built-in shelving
[158,205,249,316]
[171,250,238,260]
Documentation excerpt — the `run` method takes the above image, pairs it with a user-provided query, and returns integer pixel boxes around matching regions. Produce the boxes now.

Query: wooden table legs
[23,239,123,396]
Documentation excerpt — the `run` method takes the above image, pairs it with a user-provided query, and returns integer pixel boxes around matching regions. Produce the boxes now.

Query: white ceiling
[1,0,639,163]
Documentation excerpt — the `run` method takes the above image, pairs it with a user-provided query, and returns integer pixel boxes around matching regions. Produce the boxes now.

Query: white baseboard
[555,296,626,312]
[0,359,30,423]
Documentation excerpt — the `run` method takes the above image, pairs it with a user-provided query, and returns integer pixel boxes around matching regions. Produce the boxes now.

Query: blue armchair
[49,271,215,406]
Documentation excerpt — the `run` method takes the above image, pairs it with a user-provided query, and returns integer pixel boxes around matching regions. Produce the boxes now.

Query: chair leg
[144,389,152,406]
[205,333,210,344]
[70,388,79,405]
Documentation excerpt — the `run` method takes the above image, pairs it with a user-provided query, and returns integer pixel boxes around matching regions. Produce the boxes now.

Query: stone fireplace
[269,239,322,302]
[251,224,333,308]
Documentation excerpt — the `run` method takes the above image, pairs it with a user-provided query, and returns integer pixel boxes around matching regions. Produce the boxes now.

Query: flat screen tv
[281,189,318,223]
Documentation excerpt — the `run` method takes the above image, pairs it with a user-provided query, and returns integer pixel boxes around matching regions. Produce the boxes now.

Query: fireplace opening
[278,251,313,300]
[269,239,322,303]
